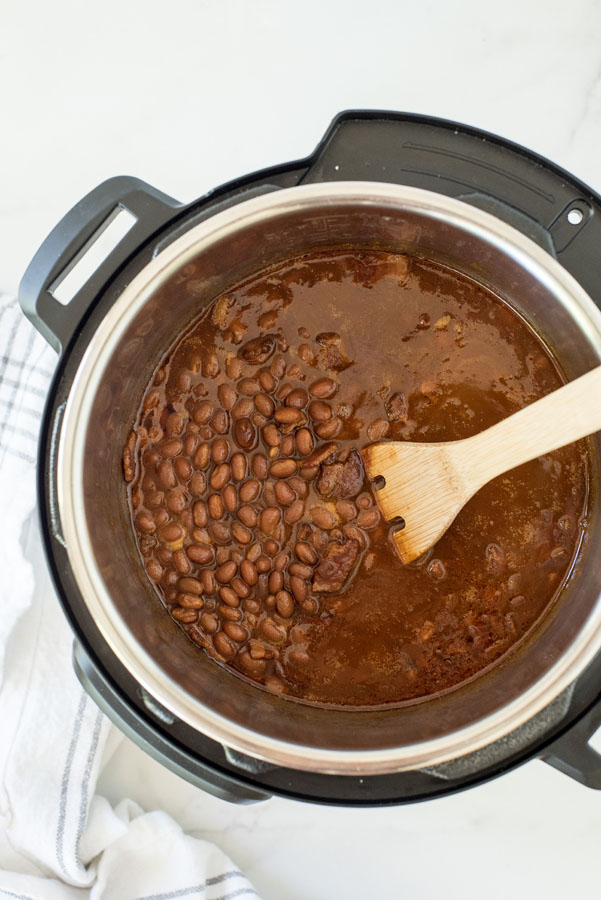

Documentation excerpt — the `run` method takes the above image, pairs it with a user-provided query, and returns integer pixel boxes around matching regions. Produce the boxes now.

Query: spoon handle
[463,364,601,491]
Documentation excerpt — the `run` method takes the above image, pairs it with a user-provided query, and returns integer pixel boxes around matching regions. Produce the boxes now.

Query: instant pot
[19,110,601,804]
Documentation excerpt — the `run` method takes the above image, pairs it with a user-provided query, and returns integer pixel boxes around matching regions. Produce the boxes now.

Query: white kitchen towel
[0,294,260,900]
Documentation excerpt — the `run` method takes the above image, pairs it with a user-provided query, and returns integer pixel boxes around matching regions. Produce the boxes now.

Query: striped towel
[0,295,260,900]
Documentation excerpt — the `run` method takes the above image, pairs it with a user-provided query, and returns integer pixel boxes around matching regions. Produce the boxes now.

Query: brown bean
[202,352,219,378]
[289,562,313,578]
[262,423,281,447]
[163,568,178,587]
[289,576,307,604]
[172,607,198,623]
[238,505,258,527]
[310,505,336,530]
[258,369,276,392]
[210,521,231,544]
[165,490,185,515]
[246,542,262,561]
[136,511,156,534]
[264,539,278,557]
[208,493,225,520]
[295,541,318,565]
[173,549,191,574]
[210,408,229,434]
[193,443,211,469]
[231,452,247,482]
[299,465,319,481]
[288,476,307,498]
[211,438,229,464]
[215,561,237,583]
[270,458,297,478]
[183,433,199,457]
[260,506,281,535]
[178,575,203,595]
[193,500,209,527]
[238,651,267,676]
[200,612,219,633]
[231,521,252,544]
[280,434,295,456]
[367,418,390,441]
[316,418,341,439]
[154,508,169,527]
[219,604,243,621]
[336,499,357,521]
[251,454,269,480]
[344,523,367,549]
[201,569,217,594]
[256,554,271,573]
[274,406,301,424]
[186,542,214,565]
[240,559,259,586]
[222,483,238,513]
[177,591,204,609]
[270,355,286,378]
[357,508,381,530]
[146,559,163,581]
[213,632,236,658]
[276,590,294,618]
[159,523,183,544]
[308,400,332,422]
[284,499,305,524]
[239,479,260,502]
[174,457,192,482]
[274,551,290,571]
[231,576,251,599]
[226,356,243,380]
[237,377,260,397]
[285,388,308,408]
[295,428,314,457]
[144,490,164,509]
[215,546,230,565]
[223,621,248,642]
[157,437,183,459]
[218,383,237,410]
[274,481,296,506]
[269,570,284,593]
[287,363,302,379]
[297,344,314,363]
[233,417,257,450]
[157,460,176,489]
[232,398,255,420]
[219,586,240,607]
[192,399,213,425]
[210,463,230,491]
[309,377,336,399]
[255,392,275,417]
[260,618,286,643]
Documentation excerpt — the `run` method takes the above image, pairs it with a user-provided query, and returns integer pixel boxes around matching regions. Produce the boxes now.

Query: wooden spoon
[362,365,601,564]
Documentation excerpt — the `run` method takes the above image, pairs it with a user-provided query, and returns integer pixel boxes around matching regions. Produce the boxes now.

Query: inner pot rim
[56,181,601,774]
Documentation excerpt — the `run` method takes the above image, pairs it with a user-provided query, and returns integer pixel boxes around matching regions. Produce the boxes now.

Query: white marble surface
[3,1,601,897]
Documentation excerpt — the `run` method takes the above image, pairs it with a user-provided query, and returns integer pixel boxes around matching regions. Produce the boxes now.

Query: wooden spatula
[362,365,601,564]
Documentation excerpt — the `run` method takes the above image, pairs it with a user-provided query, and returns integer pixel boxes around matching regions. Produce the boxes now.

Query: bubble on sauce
[485,543,505,572]
[550,546,567,560]
[558,515,574,534]
[417,313,431,329]
[507,573,521,594]
[427,559,447,581]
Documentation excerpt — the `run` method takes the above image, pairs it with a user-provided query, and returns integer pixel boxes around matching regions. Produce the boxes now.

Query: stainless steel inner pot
[57,182,601,774]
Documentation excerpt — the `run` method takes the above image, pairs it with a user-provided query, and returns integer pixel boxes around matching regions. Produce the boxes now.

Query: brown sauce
[125,250,588,708]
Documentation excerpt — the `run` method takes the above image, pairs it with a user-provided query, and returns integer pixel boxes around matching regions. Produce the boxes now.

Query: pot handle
[541,701,601,788]
[19,176,182,354]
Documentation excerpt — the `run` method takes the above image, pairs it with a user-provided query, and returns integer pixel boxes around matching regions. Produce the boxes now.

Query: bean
[299,465,319,481]
[211,438,229,464]
[177,592,204,609]
[219,586,240,607]
[264,539,279,557]
[226,356,243,380]
[216,561,237,583]
[274,481,296,506]
[268,570,284,593]
[274,406,300,424]
[136,512,156,534]
[145,490,163,509]
[223,621,248,642]
[218,383,237,410]
[251,454,269,480]
[274,551,290,571]
[183,433,199,457]
[270,355,286,378]
[231,521,252,544]
[165,490,185,515]
[173,549,191,574]
[357,493,372,510]
[357,508,381,530]
[210,521,231,544]
[238,505,259,527]
[219,604,243,621]
[255,392,275,417]
[146,559,163,581]
[280,435,295,456]
[211,409,229,434]
[233,417,256,450]
[246,542,262,561]
[163,568,178,587]
[231,576,251,599]
[192,400,213,424]
[256,573,270,599]
[298,344,314,363]
[239,479,260,502]
[289,562,313,578]
[200,612,219,633]
[344,523,367,549]
[286,388,308,409]
[157,460,176,489]
[284,499,305,524]
[154,509,169,527]
[213,632,236,658]
[201,569,217,594]
[367,418,390,441]
[270,458,297,478]
[261,618,285,644]
[295,541,318,565]
[232,398,255,420]
[158,523,182,544]
[223,483,238,513]
[238,377,260,397]
[210,463,230,491]
[174,457,192,481]
[336,499,357,521]
[157,437,183,458]
[316,418,341,439]
[263,423,281,447]
[240,559,259,585]
[208,493,225,519]
[230,452,247,482]
[259,369,276,392]
[203,352,219,378]
[310,505,336,530]
[260,506,281,535]
[193,443,210,469]
[238,651,267,676]
[193,500,209,527]
[295,428,314,456]
[289,576,307,604]
[288,476,307,498]
[309,377,336,399]
[256,554,271,573]
[308,400,332,422]
[276,589,294,618]
[186,542,214,564]
[178,575,203,595]
[172,607,198,623]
